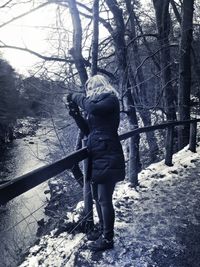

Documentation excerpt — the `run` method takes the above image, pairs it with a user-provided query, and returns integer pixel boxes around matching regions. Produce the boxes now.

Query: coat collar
[88,92,111,103]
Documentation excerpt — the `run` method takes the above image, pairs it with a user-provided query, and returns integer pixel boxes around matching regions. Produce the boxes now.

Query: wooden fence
[0,119,199,205]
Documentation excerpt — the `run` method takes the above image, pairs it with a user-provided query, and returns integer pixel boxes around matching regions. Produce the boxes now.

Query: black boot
[86,224,102,241]
[87,228,102,241]
[88,235,114,252]
[83,220,102,241]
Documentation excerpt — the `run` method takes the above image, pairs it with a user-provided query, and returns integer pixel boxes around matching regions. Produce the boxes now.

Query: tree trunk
[125,87,140,186]
[91,0,99,76]
[68,0,88,187]
[178,0,194,149]
[106,0,140,185]
[153,0,177,121]
[68,0,88,85]
[171,0,200,91]
[125,0,159,161]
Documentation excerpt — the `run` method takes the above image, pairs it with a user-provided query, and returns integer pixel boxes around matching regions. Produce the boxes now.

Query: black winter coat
[71,92,125,184]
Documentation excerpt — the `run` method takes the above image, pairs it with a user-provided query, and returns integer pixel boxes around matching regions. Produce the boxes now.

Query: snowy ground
[19,144,200,267]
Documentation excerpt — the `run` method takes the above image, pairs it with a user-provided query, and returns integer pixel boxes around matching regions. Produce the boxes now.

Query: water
[0,119,68,267]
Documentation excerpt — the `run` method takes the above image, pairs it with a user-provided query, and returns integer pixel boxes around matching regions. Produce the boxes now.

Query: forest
[0,0,199,181]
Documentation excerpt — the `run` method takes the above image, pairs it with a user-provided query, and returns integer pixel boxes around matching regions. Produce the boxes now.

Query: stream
[0,117,76,267]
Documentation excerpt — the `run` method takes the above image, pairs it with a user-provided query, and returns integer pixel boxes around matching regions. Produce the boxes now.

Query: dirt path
[75,159,200,267]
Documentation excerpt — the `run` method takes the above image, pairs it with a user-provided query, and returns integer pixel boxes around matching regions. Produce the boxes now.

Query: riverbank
[0,117,39,183]
[0,115,78,267]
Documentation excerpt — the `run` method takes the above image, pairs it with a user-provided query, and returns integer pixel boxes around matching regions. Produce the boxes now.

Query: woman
[67,74,125,251]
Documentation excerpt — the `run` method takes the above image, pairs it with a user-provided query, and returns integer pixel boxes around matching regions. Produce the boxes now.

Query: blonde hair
[85,75,119,97]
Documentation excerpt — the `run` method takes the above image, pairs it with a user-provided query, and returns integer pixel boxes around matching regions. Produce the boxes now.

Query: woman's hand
[63,94,80,117]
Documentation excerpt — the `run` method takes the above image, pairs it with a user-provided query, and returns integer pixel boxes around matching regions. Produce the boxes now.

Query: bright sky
[0,3,61,75]
[0,0,150,76]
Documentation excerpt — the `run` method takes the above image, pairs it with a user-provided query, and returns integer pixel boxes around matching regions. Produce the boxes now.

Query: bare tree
[125,0,159,162]
[178,0,194,149]
[153,0,177,121]
[105,0,141,186]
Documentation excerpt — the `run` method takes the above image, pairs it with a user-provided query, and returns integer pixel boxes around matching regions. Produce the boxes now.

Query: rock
[37,219,45,227]
[44,189,50,194]
[170,170,178,174]
[191,159,198,163]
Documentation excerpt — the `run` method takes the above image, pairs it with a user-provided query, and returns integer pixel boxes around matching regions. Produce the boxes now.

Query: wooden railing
[0,119,199,205]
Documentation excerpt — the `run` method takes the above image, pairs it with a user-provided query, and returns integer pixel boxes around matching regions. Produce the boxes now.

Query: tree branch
[82,57,116,80]
[134,44,178,80]
[0,0,13,8]
[0,2,51,29]
[170,0,182,24]
[96,67,116,80]
[76,1,113,33]
[56,0,114,34]
[0,43,74,63]
[133,13,161,70]
[98,53,115,61]
[127,34,158,48]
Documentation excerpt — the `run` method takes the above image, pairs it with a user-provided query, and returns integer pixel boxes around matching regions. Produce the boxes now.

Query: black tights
[84,180,116,240]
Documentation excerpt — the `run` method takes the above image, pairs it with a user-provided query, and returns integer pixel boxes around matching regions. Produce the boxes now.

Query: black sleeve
[72,113,89,136]
[71,93,118,116]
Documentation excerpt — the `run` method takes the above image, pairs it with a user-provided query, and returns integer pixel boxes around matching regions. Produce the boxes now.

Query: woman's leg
[91,182,103,228]
[88,180,116,251]
[97,180,116,240]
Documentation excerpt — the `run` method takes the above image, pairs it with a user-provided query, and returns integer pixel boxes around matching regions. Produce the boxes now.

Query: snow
[19,143,200,267]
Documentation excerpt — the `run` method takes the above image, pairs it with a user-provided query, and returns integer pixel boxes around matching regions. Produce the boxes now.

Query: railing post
[189,121,197,152]
[165,125,174,166]
[128,135,139,187]
[82,138,93,223]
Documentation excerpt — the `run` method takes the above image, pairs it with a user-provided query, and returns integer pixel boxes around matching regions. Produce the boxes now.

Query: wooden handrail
[0,148,88,205]
[119,119,200,141]
[0,119,200,205]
